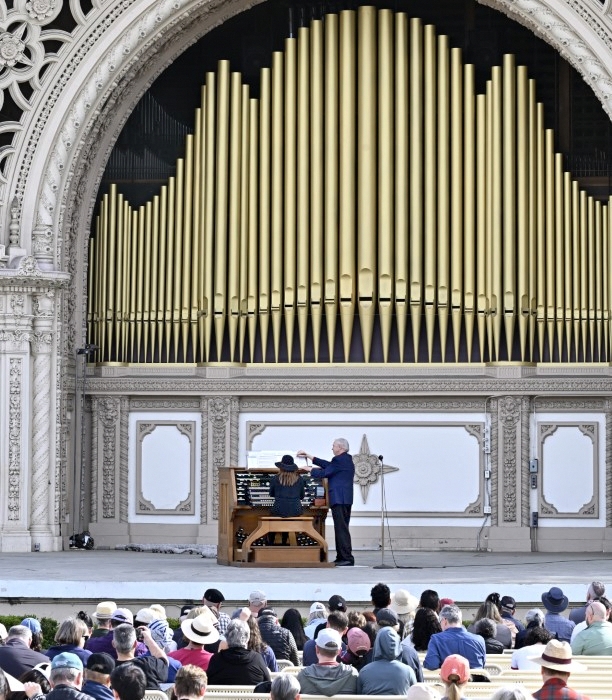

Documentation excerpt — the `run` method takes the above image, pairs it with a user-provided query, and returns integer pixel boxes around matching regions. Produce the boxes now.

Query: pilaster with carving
[520,396,531,527]
[496,396,522,524]
[96,398,120,521]
[607,399,612,528]
[209,397,231,521]
[90,397,99,523]
[119,398,129,523]
[200,397,208,524]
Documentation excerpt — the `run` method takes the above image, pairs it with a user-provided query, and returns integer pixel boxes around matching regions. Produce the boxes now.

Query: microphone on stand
[373,453,394,569]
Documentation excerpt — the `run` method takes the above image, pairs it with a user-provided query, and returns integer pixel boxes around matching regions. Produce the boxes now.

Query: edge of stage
[0,549,610,617]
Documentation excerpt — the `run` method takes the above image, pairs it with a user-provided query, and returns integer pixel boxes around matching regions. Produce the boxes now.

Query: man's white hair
[334,438,349,452]
[271,674,300,700]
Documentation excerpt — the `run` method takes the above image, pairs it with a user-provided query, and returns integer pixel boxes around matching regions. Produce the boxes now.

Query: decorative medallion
[352,434,399,503]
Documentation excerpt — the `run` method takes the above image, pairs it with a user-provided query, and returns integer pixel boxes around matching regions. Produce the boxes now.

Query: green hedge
[0,615,58,644]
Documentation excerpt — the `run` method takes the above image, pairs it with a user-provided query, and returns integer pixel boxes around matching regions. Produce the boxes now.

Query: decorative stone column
[208,397,233,522]
[29,290,60,550]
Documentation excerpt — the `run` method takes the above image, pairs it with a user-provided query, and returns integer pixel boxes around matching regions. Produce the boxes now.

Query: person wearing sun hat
[269,455,305,520]
[531,639,589,699]
[168,612,219,670]
[541,587,575,643]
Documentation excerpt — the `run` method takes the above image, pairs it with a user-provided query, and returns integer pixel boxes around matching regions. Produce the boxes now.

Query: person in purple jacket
[298,437,355,567]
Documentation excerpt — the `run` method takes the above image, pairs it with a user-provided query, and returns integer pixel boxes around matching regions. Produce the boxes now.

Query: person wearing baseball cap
[328,595,347,613]
[297,628,358,695]
[248,590,267,617]
[39,652,88,700]
[203,589,230,637]
[82,653,115,700]
[531,639,588,699]
[439,654,470,700]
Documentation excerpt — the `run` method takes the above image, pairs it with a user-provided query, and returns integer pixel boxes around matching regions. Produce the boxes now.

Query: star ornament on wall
[352,434,399,503]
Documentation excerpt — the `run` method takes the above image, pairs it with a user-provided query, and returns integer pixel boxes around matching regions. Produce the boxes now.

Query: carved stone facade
[2,0,612,550]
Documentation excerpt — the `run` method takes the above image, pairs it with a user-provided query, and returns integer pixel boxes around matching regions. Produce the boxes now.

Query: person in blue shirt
[298,438,355,566]
[423,604,486,670]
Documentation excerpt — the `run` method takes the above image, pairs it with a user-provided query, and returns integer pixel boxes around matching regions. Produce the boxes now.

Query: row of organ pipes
[88,8,612,364]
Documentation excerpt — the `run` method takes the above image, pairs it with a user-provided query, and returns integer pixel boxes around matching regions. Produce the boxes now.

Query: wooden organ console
[217,466,331,567]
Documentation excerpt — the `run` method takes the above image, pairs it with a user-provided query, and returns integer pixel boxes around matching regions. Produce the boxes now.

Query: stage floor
[0,549,610,617]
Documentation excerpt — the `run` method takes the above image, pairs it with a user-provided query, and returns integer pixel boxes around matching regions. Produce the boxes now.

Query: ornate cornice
[0,255,69,288]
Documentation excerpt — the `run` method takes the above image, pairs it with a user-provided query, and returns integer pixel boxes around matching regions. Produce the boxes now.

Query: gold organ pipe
[572,182,581,360]
[297,26,310,362]
[463,64,475,362]
[143,201,152,361]
[150,195,160,362]
[94,210,104,361]
[409,17,423,361]
[436,35,450,362]
[607,200,612,360]
[604,203,610,360]
[310,19,324,361]
[259,67,272,361]
[129,208,138,361]
[96,197,106,361]
[271,51,284,361]
[203,73,216,362]
[580,190,588,359]
[595,200,603,360]
[136,205,145,362]
[157,186,168,362]
[247,98,259,362]
[535,105,546,360]
[485,79,493,360]
[516,65,529,361]
[182,134,194,360]
[563,173,572,360]
[284,38,297,361]
[528,80,537,360]
[423,24,437,362]
[502,54,516,361]
[122,200,132,361]
[192,108,203,362]
[358,5,377,363]
[377,9,393,362]
[239,85,250,362]
[394,12,409,362]
[113,191,123,361]
[476,94,487,361]
[106,187,117,360]
[197,87,207,362]
[544,130,555,359]
[554,153,564,360]
[227,73,243,362]
[588,197,595,358]
[165,177,176,361]
[87,236,95,356]
[173,159,184,360]
[491,66,503,361]
[214,61,230,361]
[339,10,356,362]
[324,13,339,361]
[450,51,464,363]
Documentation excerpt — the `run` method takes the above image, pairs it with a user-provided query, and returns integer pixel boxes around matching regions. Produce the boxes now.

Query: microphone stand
[373,454,394,569]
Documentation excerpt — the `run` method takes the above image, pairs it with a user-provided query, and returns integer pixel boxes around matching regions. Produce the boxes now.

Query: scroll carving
[8,358,22,521]
[98,398,119,518]
[499,396,521,523]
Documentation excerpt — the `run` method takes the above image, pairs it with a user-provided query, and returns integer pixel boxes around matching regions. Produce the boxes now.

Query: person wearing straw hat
[169,612,219,671]
[531,639,590,700]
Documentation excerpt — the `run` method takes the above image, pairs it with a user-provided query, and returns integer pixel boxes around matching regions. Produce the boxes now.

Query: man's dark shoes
[335,560,354,566]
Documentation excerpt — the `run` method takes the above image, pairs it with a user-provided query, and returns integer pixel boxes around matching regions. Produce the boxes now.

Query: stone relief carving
[607,399,612,527]
[98,397,119,518]
[119,397,129,523]
[33,290,54,316]
[521,396,530,527]
[353,434,400,504]
[499,396,521,523]
[200,396,208,523]
[209,396,230,520]
[490,398,498,527]
[8,357,22,520]
[247,422,266,446]
[30,350,51,529]
[90,397,98,522]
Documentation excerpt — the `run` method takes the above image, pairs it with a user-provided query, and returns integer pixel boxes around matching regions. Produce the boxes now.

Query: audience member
[46,618,92,665]
[571,601,612,655]
[500,596,526,642]
[246,616,277,671]
[109,663,146,700]
[419,590,440,613]
[515,609,545,650]
[347,612,367,630]
[0,669,8,700]
[88,605,117,643]
[20,621,43,654]
[248,591,267,618]
[257,608,299,666]
[206,620,270,686]
[0,625,49,678]
[406,683,443,700]
[391,590,418,639]
[38,652,90,700]
[370,584,392,615]
[542,587,575,643]
[81,653,114,700]
[0,625,7,646]
[86,610,146,660]
[511,627,553,670]
[172,605,194,650]
[570,582,605,625]
[357,627,416,695]
[439,654,470,700]
[490,688,535,700]
[172,664,207,700]
[12,666,50,700]
[270,673,300,700]
[328,595,348,614]
[570,596,612,643]
[304,603,328,640]
[280,610,307,651]
[339,628,372,671]
[474,619,505,654]
[168,613,219,671]
[468,600,512,648]
[297,629,357,696]
[303,612,348,666]
[424,605,486,670]
[112,624,167,690]
[375,608,422,682]
[408,608,442,652]
[76,613,94,641]
[532,639,589,700]
[202,589,230,637]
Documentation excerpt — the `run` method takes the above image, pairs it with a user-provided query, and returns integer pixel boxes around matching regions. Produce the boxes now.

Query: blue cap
[20,618,42,635]
[51,652,83,671]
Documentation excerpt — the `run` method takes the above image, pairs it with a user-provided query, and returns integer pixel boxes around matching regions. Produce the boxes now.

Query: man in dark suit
[298,438,355,566]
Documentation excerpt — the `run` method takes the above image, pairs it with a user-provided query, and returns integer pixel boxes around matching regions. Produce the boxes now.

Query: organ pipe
[90,8,612,366]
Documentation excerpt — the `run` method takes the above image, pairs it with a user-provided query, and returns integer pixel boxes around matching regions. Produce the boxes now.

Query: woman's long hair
[280,608,307,650]
[278,471,300,486]
[411,608,442,651]
[444,677,467,700]
[246,616,268,654]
